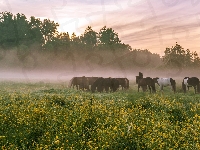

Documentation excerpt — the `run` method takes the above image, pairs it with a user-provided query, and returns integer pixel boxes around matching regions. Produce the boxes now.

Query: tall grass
[0,81,199,149]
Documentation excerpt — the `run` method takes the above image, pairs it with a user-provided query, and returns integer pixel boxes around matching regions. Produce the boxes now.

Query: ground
[0,80,200,149]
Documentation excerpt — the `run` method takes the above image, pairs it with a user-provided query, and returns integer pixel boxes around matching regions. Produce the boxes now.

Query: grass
[0,81,200,149]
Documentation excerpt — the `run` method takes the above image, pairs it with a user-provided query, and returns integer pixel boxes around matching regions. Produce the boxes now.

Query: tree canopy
[0,12,130,52]
[162,42,200,68]
[1,11,200,68]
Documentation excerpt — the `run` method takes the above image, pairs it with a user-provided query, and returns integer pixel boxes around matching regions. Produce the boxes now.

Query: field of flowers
[0,81,200,149]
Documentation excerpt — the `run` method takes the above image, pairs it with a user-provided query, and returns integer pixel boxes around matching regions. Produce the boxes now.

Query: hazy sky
[1,0,200,56]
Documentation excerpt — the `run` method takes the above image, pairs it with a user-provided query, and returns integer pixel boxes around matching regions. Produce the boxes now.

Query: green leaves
[162,42,200,68]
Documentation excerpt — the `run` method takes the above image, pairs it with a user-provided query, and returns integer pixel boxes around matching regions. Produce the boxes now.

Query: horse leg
[194,85,196,94]
[171,85,174,93]
[148,85,151,93]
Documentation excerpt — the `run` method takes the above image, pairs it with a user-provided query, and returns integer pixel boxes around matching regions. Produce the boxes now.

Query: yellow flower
[54,139,60,145]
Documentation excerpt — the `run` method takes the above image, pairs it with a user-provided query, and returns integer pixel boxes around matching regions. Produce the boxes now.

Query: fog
[0,49,200,84]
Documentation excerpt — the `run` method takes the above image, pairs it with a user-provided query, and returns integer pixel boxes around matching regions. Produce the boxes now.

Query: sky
[1,0,200,56]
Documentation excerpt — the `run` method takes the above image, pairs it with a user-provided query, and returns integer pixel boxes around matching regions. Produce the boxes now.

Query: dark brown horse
[138,77,156,93]
[69,76,99,91]
[91,77,104,93]
[68,76,89,90]
[182,77,200,94]
[111,78,120,92]
[136,72,143,84]
[91,77,120,93]
[116,78,129,90]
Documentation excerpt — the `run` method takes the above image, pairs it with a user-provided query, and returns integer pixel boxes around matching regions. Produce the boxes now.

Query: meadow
[0,81,200,149]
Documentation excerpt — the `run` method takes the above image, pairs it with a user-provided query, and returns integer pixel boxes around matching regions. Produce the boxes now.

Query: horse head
[139,72,143,78]
[170,78,176,93]
[153,77,159,85]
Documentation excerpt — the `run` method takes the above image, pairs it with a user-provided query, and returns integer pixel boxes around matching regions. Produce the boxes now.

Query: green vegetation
[0,12,129,51]
[162,42,200,68]
[0,81,200,149]
[1,11,200,70]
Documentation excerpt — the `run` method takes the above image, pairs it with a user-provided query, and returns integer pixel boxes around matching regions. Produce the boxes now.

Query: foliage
[0,82,200,149]
[82,26,97,47]
[162,42,200,68]
[98,26,121,45]
[0,11,131,52]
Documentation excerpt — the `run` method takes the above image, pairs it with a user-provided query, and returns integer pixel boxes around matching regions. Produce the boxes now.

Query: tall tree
[71,32,81,45]
[0,12,16,48]
[98,26,121,45]
[82,26,97,46]
[41,19,59,43]
[14,13,30,45]
[28,16,43,45]
[162,42,200,68]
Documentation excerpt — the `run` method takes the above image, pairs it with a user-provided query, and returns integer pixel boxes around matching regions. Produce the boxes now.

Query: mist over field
[1,47,200,84]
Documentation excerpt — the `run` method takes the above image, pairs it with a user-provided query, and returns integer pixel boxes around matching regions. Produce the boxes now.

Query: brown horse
[138,77,156,93]
[136,72,143,84]
[116,78,129,90]
[91,77,104,93]
[68,76,89,90]
[91,77,120,93]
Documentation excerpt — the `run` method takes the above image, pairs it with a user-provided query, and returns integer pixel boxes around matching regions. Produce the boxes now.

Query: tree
[0,11,16,48]
[98,26,121,45]
[71,32,81,45]
[28,16,43,45]
[162,42,200,68]
[14,13,30,45]
[193,51,200,67]
[41,19,59,44]
[82,26,97,47]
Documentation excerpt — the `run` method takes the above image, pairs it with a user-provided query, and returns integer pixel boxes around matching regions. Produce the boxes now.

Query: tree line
[0,11,200,69]
[0,11,130,52]
[162,42,200,68]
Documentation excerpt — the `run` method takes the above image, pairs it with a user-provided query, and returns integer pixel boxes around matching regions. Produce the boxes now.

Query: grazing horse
[103,77,112,92]
[87,77,99,85]
[136,72,143,84]
[116,78,129,90]
[87,77,99,90]
[182,77,200,94]
[91,77,120,93]
[91,77,104,93]
[138,77,156,93]
[153,78,176,93]
[111,78,120,92]
[68,76,90,90]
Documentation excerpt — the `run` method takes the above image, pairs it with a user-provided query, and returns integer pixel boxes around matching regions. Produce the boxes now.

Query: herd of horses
[136,72,200,94]
[68,72,200,94]
[68,76,129,93]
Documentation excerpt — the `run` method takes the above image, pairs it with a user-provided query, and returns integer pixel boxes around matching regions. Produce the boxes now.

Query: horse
[87,77,99,90]
[91,77,104,93]
[91,77,119,93]
[182,77,200,94]
[68,76,89,90]
[111,78,120,92]
[116,78,129,90]
[138,77,156,93]
[153,77,176,93]
[136,72,143,84]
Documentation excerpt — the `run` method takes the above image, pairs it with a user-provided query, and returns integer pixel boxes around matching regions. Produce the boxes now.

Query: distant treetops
[1,11,200,68]
[0,11,130,51]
